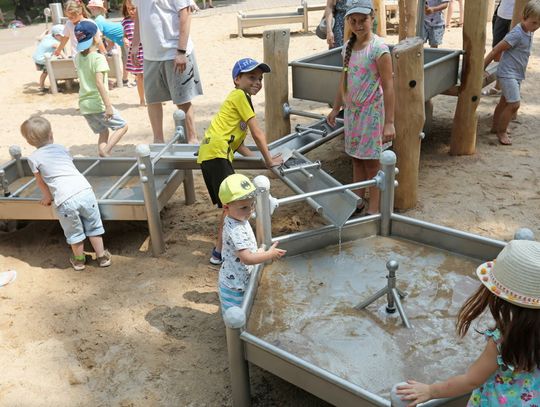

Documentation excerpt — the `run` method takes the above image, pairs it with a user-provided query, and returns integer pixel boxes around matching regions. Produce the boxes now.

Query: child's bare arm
[236,242,286,265]
[54,36,69,56]
[377,53,396,143]
[34,172,53,206]
[484,40,512,69]
[236,143,254,157]
[247,118,283,168]
[327,73,345,127]
[95,71,113,117]
[396,339,499,406]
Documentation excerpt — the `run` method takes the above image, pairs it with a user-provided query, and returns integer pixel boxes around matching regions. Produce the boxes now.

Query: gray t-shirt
[219,216,257,291]
[498,23,533,80]
[27,143,92,207]
[424,0,449,27]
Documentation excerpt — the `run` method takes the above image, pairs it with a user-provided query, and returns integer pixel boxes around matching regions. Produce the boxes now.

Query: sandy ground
[1,4,540,407]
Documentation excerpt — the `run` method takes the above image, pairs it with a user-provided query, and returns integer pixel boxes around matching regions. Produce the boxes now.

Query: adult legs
[147,102,164,143]
[177,102,198,144]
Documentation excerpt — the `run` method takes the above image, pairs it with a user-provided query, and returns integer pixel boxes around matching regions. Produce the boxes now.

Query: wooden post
[449,0,489,155]
[398,0,418,40]
[374,0,387,37]
[511,0,528,28]
[487,0,495,22]
[392,37,425,210]
[263,29,291,142]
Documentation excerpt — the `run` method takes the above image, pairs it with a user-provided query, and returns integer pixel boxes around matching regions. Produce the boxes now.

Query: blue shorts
[423,23,445,47]
[219,283,245,313]
[56,189,104,245]
[83,108,127,134]
[498,77,521,103]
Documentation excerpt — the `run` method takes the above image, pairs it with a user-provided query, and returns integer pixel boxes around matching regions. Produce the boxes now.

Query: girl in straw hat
[397,239,540,406]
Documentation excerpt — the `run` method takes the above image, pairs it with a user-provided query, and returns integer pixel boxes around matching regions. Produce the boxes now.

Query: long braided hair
[342,32,357,94]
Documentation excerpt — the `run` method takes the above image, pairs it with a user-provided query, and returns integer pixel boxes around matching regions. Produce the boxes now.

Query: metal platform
[290,46,462,105]
[223,151,506,407]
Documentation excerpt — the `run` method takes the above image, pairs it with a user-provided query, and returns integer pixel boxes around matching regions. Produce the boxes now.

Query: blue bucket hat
[345,0,374,17]
[232,58,271,80]
[75,20,98,52]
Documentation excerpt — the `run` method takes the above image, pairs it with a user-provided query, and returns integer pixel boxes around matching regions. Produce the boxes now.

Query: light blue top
[424,0,449,27]
[32,34,59,65]
[27,144,91,207]
[94,15,124,46]
[498,23,533,80]
[467,329,540,406]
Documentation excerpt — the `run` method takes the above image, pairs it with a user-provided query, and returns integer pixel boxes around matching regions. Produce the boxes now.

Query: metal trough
[290,46,462,104]
[224,151,506,407]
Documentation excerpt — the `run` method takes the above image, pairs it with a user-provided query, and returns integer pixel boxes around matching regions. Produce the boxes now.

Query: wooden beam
[374,0,387,37]
[263,29,291,143]
[449,0,489,155]
[392,37,425,209]
[398,0,418,40]
[511,0,528,28]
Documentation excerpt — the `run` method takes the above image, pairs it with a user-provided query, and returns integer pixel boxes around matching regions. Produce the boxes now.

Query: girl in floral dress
[327,0,395,215]
[397,239,540,406]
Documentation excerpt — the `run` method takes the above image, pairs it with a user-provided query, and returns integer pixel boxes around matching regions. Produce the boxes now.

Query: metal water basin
[290,46,462,104]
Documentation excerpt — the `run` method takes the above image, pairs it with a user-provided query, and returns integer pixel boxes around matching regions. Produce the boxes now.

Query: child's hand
[40,195,52,206]
[268,153,283,168]
[382,123,396,144]
[425,6,433,15]
[396,380,432,407]
[105,106,114,119]
[267,241,286,261]
[327,108,340,127]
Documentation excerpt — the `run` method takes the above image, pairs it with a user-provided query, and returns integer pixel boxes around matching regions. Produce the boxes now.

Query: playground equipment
[44,53,123,94]
[237,1,308,37]
[223,150,506,407]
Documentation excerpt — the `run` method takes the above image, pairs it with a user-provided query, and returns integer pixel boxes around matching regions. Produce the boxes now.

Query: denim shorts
[423,23,445,47]
[56,189,104,245]
[83,108,127,134]
[498,77,521,103]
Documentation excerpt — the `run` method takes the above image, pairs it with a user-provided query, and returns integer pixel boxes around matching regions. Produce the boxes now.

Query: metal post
[173,109,196,205]
[136,144,165,256]
[223,307,251,407]
[9,146,24,178]
[253,175,273,248]
[379,150,397,237]
[173,110,187,143]
[0,170,9,197]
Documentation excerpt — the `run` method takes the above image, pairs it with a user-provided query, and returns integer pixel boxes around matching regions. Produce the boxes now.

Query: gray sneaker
[70,256,86,271]
[97,250,112,267]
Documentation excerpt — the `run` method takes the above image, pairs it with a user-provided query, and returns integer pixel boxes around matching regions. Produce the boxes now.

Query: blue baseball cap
[232,58,271,80]
[75,20,98,52]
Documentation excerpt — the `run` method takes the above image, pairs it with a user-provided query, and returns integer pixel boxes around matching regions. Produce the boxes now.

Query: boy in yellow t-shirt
[197,57,282,265]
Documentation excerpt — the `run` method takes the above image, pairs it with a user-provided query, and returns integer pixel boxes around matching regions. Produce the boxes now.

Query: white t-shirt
[497,0,515,20]
[132,0,194,61]
[219,216,257,291]
[27,143,92,207]
[63,18,100,57]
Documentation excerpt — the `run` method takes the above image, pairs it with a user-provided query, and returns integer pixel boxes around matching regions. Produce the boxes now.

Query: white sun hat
[476,240,540,309]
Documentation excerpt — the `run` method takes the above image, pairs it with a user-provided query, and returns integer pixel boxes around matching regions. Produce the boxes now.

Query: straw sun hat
[477,240,540,309]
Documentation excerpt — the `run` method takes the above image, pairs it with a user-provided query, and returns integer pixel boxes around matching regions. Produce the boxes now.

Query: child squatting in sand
[20,116,112,271]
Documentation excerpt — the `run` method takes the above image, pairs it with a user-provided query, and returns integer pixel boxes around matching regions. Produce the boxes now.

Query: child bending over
[217,174,286,312]
[397,239,540,406]
[75,21,128,157]
[32,24,64,92]
[20,116,112,271]
[484,0,540,145]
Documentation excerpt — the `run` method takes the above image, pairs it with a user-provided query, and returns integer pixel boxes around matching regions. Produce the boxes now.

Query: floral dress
[467,329,540,406]
[343,35,390,160]
[331,0,348,48]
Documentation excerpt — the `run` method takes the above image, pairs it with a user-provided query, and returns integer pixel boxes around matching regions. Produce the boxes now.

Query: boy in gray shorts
[20,116,112,271]
[423,0,449,48]
[484,0,540,145]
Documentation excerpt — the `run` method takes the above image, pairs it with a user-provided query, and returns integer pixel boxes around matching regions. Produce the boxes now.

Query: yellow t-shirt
[197,89,256,163]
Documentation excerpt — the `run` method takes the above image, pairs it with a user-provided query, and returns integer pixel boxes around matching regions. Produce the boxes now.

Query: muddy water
[247,235,493,399]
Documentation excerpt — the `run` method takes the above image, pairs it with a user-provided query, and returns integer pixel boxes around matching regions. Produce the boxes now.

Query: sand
[0,4,539,406]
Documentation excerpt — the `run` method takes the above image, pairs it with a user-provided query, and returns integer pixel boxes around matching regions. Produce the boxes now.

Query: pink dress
[343,35,390,160]
[121,17,144,74]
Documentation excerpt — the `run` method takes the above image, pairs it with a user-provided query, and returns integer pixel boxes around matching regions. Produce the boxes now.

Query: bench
[237,1,308,38]
[44,52,123,94]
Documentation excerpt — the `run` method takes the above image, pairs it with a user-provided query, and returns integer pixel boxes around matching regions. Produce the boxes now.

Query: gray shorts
[56,189,104,245]
[143,52,203,105]
[498,77,521,103]
[83,108,127,134]
[423,23,445,47]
